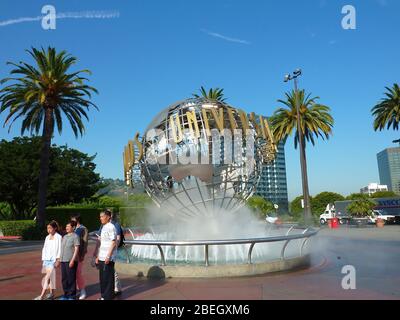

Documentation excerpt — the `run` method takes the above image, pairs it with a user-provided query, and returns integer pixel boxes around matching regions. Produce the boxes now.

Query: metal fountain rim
[95,225,319,267]
[122,225,319,246]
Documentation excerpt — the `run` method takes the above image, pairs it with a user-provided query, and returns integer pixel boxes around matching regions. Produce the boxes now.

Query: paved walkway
[0,226,399,300]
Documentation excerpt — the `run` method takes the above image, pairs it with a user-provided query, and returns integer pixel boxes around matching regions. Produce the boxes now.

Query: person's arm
[105,240,116,265]
[92,227,102,259]
[55,235,61,268]
[93,237,100,257]
[83,227,89,254]
[42,236,47,262]
[70,245,79,268]
[116,234,121,248]
[105,225,117,265]
[115,223,122,247]
[70,235,80,267]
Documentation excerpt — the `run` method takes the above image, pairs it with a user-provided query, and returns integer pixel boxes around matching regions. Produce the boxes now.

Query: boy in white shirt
[94,210,117,300]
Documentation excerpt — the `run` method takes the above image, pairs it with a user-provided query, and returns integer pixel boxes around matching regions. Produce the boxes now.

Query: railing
[116,225,318,267]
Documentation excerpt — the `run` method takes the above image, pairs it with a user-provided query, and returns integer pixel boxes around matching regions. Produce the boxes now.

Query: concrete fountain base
[116,254,311,278]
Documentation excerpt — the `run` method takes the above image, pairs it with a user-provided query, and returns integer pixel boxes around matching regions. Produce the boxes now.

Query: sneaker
[97,297,104,300]
[114,290,122,296]
[67,297,76,300]
[34,295,43,300]
[58,295,68,300]
[79,289,87,300]
[45,293,54,300]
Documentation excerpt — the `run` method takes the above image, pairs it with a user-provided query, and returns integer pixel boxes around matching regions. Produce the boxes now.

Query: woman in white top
[34,220,62,300]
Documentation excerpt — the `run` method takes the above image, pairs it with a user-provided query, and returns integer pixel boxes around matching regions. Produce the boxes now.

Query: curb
[0,236,22,240]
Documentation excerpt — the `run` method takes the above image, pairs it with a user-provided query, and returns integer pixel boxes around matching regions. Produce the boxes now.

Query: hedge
[0,220,35,236]
[0,207,150,239]
[46,208,103,232]
[119,207,148,227]
[46,207,148,231]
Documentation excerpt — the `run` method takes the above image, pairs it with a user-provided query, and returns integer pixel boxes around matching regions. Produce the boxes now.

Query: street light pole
[284,69,312,225]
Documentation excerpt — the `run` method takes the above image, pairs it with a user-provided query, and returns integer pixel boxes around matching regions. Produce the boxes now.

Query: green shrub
[0,220,36,236]
[46,208,104,231]
[119,207,148,227]
[0,202,12,220]
[45,206,149,231]
[21,224,48,240]
[54,196,123,210]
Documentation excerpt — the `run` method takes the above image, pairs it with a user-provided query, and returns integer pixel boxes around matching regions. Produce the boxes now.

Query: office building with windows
[255,140,289,213]
[377,147,400,194]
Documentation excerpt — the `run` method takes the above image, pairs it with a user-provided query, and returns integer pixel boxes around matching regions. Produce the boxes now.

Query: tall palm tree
[270,89,333,148]
[192,86,226,102]
[0,47,98,227]
[270,89,333,224]
[371,83,400,131]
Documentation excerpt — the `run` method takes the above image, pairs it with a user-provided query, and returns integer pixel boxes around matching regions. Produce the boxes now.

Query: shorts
[42,260,55,269]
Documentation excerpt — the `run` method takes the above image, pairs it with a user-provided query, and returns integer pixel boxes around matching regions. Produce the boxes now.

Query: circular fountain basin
[116,254,311,278]
[115,225,318,278]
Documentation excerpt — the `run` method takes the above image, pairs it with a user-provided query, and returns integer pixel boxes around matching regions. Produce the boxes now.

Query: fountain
[119,98,317,277]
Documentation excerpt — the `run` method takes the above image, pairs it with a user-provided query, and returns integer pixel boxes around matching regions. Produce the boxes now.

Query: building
[377,147,400,194]
[360,182,388,196]
[255,140,289,213]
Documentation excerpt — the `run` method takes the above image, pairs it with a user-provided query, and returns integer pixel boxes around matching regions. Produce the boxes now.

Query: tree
[247,196,275,219]
[0,203,12,220]
[370,191,397,198]
[192,86,226,102]
[127,193,152,207]
[47,146,103,206]
[270,90,334,149]
[347,198,376,218]
[0,47,98,227]
[311,192,345,215]
[270,89,333,223]
[0,137,102,220]
[290,195,314,218]
[346,193,370,201]
[372,84,400,131]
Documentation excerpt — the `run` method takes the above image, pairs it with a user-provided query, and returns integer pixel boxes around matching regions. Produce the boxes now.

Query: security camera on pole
[284,69,313,225]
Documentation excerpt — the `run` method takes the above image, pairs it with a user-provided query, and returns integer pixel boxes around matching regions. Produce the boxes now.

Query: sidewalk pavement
[0,227,399,300]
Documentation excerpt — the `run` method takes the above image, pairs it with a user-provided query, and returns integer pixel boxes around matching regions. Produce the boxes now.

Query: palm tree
[0,47,98,227]
[270,89,333,224]
[371,83,400,131]
[192,86,226,102]
[347,198,376,218]
[270,89,334,148]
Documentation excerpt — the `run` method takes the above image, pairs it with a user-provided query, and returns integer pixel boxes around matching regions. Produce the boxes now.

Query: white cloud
[0,10,119,27]
[201,29,250,45]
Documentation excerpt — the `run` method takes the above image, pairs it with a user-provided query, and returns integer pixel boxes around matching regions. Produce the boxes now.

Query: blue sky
[0,0,399,200]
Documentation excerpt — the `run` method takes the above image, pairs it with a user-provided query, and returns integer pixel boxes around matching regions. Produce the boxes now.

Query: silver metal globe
[138,98,266,220]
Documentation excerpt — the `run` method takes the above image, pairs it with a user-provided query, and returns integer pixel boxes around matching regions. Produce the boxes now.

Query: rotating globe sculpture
[135,98,275,220]
[119,98,317,275]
